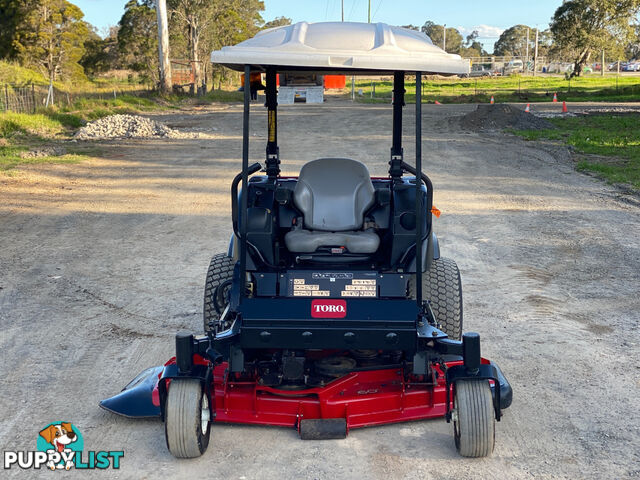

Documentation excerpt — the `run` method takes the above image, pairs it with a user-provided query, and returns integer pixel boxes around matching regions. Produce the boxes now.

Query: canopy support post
[265,68,280,178]
[239,65,251,303]
[389,71,405,179]
[414,71,423,309]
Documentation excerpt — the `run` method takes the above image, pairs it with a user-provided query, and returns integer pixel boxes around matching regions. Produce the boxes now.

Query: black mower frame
[170,66,512,417]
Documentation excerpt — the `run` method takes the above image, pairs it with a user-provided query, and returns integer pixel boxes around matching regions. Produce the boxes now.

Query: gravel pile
[461,104,554,131]
[74,114,177,140]
[583,107,640,114]
[19,146,67,158]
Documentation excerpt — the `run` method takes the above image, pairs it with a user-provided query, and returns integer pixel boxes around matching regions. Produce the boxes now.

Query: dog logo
[311,299,347,318]
[37,422,82,470]
[3,421,123,470]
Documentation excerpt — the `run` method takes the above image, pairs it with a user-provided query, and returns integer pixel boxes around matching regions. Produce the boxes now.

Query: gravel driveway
[1,100,639,479]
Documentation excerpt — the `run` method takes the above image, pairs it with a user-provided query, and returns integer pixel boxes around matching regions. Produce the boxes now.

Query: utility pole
[368,0,371,23]
[601,49,605,77]
[533,28,539,77]
[443,24,446,52]
[341,0,344,22]
[526,28,530,68]
[155,0,172,93]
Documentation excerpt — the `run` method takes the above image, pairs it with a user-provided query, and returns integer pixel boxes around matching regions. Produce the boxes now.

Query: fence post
[45,82,54,107]
[4,85,9,112]
[31,82,36,113]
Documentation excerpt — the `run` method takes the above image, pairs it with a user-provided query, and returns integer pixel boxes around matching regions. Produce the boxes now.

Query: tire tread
[203,253,235,333]
[409,257,463,340]
[455,380,495,457]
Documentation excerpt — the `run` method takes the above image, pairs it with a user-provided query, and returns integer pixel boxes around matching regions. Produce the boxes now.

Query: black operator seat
[285,158,380,254]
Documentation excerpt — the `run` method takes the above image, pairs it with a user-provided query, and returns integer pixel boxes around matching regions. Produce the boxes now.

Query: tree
[165,0,265,92]
[169,0,265,94]
[80,26,119,76]
[200,0,265,89]
[466,30,479,46]
[118,0,158,83]
[20,0,89,82]
[0,0,39,60]
[168,0,214,94]
[421,21,463,54]
[537,29,554,59]
[627,24,640,60]
[550,0,640,76]
[460,30,488,57]
[263,16,291,29]
[493,24,532,57]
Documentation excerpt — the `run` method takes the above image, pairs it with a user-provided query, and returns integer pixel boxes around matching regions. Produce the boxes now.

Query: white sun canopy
[211,21,469,75]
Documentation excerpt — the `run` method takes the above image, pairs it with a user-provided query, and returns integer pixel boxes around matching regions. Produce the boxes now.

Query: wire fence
[0,84,37,113]
[0,82,153,114]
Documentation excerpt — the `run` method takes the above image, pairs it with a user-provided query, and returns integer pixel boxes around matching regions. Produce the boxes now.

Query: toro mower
[101,21,512,458]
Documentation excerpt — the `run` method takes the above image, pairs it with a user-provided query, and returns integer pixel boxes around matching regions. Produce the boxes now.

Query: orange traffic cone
[490,96,495,104]
[562,101,568,113]
[524,103,531,113]
[552,92,558,102]
[435,100,442,105]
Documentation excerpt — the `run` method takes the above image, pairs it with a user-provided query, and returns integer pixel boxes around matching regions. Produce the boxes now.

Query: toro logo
[311,300,347,318]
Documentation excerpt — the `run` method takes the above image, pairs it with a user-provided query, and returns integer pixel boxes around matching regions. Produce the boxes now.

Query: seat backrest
[293,158,375,231]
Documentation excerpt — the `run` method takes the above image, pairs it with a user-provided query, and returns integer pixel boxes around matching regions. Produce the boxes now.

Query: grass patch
[0,112,65,138]
[0,111,95,173]
[0,145,85,172]
[514,114,640,189]
[48,94,163,122]
[204,89,244,102]
[349,74,640,104]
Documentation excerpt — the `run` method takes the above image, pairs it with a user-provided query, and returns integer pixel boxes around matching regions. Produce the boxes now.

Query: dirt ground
[1,99,639,479]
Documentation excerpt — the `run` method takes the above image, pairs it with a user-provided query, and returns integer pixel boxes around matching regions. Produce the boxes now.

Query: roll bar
[239,65,250,304]
[236,67,427,315]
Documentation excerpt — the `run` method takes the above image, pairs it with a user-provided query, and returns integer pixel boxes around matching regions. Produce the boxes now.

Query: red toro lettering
[311,299,347,318]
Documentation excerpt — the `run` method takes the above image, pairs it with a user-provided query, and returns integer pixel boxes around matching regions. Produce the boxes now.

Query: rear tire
[203,253,235,333]
[453,379,495,457]
[409,257,463,340]
[165,379,211,458]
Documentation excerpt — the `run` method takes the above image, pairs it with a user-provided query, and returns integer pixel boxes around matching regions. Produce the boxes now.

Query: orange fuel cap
[431,206,441,218]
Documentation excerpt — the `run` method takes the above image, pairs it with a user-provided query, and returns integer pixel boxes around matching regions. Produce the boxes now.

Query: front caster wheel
[165,379,211,458]
[453,379,495,457]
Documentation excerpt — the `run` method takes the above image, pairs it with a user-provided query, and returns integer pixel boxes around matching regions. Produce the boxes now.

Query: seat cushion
[293,158,375,231]
[285,229,380,254]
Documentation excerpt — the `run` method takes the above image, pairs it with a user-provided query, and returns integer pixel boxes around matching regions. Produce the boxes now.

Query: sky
[74,0,565,51]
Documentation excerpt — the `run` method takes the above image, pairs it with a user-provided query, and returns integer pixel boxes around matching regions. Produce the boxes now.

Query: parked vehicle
[504,59,524,74]
[469,66,493,77]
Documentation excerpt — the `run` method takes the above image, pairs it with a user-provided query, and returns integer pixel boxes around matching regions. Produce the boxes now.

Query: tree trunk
[188,15,202,96]
[156,0,172,93]
[571,48,591,78]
